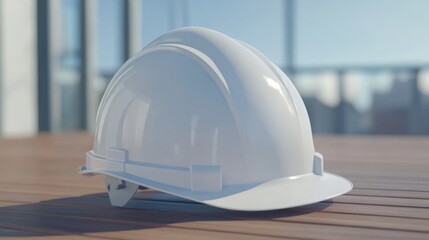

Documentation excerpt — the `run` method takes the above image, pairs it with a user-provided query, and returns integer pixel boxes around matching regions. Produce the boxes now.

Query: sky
[3,0,429,136]
[93,0,429,114]
[96,0,285,73]
[62,0,429,73]
[295,0,429,68]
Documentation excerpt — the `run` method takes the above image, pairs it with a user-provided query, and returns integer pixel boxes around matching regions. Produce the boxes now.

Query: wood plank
[2,196,429,233]
[349,188,429,199]
[333,195,429,208]
[1,181,429,220]
[0,133,428,239]
[0,227,46,237]
[1,199,428,240]
[1,189,429,233]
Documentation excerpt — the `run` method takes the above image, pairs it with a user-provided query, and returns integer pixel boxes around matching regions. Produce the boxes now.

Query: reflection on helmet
[80,27,352,211]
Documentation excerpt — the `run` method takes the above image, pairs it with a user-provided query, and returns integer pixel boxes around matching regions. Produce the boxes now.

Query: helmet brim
[202,172,352,211]
[80,166,352,211]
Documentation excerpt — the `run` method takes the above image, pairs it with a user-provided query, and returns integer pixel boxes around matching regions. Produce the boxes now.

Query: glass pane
[294,71,341,133]
[51,0,81,131]
[96,0,125,108]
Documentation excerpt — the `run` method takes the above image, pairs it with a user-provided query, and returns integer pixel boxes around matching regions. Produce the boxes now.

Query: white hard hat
[80,27,352,211]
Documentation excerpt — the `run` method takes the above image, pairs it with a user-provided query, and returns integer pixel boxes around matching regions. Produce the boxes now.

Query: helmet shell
[81,27,352,211]
[93,27,314,186]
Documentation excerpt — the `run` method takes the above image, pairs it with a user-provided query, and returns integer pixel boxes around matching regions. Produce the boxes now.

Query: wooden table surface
[0,133,428,239]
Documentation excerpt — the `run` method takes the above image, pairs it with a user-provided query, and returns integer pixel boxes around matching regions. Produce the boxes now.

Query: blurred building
[0,0,428,136]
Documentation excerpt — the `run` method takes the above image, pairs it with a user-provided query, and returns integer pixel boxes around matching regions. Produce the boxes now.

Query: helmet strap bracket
[313,152,324,176]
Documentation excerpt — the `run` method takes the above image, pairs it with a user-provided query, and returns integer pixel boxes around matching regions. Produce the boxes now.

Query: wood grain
[0,133,428,239]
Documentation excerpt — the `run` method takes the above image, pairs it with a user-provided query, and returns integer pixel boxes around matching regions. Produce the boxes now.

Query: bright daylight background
[0,0,429,137]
